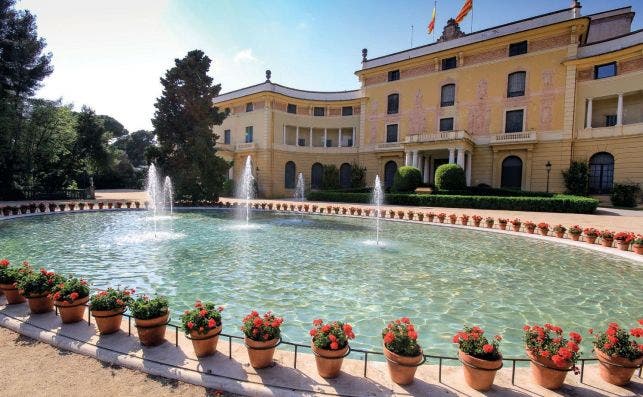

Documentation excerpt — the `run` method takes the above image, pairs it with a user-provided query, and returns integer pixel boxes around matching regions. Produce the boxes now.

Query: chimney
[571,1,581,18]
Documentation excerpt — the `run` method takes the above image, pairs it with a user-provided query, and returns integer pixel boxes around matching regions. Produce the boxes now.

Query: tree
[562,161,589,196]
[114,129,155,167]
[98,114,128,138]
[0,0,53,198]
[151,50,229,201]
[393,166,422,192]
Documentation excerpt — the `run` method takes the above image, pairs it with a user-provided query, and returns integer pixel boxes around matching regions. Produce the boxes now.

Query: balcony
[235,142,257,151]
[405,130,471,143]
[490,131,537,145]
[577,122,643,140]
[217,143,234,151]
[274,143,358,153]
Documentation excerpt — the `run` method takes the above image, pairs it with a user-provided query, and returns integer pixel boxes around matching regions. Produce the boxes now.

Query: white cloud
[233,48,258,63]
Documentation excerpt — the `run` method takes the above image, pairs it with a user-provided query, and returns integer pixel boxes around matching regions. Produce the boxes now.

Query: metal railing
[45,304,640,387]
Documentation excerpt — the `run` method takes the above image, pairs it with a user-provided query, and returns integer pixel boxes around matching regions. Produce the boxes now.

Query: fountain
[237,156,255,224]
[163,176,173,215]
[372,175,383,246]
[294,173,305,221]
[145,164,174,237]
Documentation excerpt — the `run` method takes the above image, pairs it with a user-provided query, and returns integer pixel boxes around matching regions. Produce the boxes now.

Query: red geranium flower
[482,344,494,354]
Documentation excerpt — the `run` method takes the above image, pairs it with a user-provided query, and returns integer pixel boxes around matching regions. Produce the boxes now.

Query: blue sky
[19,0,643,131]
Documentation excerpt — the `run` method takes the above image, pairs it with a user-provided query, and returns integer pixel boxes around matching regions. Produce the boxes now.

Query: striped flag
[454,0,472,24]
[427,4,436,34]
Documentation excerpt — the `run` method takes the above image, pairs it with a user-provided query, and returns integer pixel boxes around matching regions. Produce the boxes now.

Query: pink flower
[482,344,494,354]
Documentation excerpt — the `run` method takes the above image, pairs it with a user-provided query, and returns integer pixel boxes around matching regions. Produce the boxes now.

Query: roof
[577,29,643,59]
[213,81,361,104]
[359,6,583,72]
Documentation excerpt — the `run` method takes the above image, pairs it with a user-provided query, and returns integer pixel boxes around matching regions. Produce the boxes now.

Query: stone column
[324,128,327,147]
[338,129,342,147]
[423,156,430,183]
[296,126,300,146]
[586,98,593,128]
[405,151,412,166]
[466,152,472,186]
[457,148,465,168]
[282,125,286,144]
[412,151,419,168]
[448,148,455,164]
[352,127,355,147]
[309,128,313,147]
[616,93,623,126]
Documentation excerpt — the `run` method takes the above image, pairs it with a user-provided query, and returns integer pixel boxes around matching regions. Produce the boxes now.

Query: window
[223,130,231,145]
[342,106,353,116]
[439,117,454,132]
[441,56,457,70]
[387,93,399,114]
[245,102,253,112]
[311,163,323,189]
[386,124,398,142]
[298,138,306,146]
[594,62,616,79]
[509,41,528,56]
[388,70,400,81]
[287,104,297,114]
[605,115,617,127]
[384,161,397,189]
[245,126,253,143]
[339,163,352,188]
[589,152,614,193]
[505,110,524,133]
[440,84,455,107]
[313,107,325,116]
[507,71,526,97]
[284,161,296,189]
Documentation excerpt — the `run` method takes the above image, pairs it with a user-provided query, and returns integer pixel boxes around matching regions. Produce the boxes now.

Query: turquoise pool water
[0,210,641,357]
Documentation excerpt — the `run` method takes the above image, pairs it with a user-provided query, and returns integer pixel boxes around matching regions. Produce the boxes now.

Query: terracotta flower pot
[460,219,468,226]
[499,223,507,230]
[616,241,630,251]
[526,349,570,389]
[595,348,643,386]
[0,284,26,304]
[555,231,565,238]
[526,226,535,234]
[26,294,54,314]
[54,296,89,324]
[511,224,520,232]
[312,343,348,378]
[428,215,435,222]
[634,244,643,255]
[245,336,279,368]
[585,236,597,244]
[539,228,549,236]
[134,312,169,346]
[459,350,503,391]
[570,233,581,241]
[189,325,221,357]
[601,238,613,248]
[474,220,482,227]
[383,345,423,385]
[91,308,125,334]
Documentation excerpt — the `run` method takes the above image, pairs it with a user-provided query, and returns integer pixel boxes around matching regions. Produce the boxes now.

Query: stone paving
[1,299,641,397]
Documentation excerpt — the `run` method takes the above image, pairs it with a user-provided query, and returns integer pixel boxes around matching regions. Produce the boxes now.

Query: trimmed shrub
[321,165,340,190]
[435,164,466,191]
[610,182,640,207]
[392,166,422,192]
[437,187,552,198]
[306,191,598,214]
[562,161,589,196]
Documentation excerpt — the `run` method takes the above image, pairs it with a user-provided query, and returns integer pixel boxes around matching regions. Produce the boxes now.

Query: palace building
[212,3,643,198]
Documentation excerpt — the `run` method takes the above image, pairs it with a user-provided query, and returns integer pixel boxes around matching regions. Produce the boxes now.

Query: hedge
[436,187,553,198]
[306,192,599,214]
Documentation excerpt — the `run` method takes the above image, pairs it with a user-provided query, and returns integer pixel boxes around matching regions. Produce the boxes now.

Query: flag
[427,5,436,34]
[454,0,472,24]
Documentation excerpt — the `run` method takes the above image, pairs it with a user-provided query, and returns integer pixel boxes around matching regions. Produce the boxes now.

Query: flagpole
[433,0,437,41]
[470,1,473,33]
[411,25,414,48]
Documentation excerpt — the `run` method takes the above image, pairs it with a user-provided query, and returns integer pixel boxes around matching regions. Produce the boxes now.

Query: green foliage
[16,266,62,297]
[97,114,128,138]
[306,191,599,214]
[562,161,589,196]
[524,324,581,367]
[392,166,422,192]
[350,162,367,188]
[382,318,422,357]
[321,164,340,190]
[610,182,640,207]
[437,186,553,198]
[113,130,155,167]
[151,50,230,202]
[222,179,234,197]
[435,164,466,190]
[241,310,283,341]
[591,323,642,361]
[129,295,169,320]
[89,287,135,311]
[310,319,355,350]
[0,259,31,285]
[453,325,502,361]
[180,301,223,335]
[50,275,90,303]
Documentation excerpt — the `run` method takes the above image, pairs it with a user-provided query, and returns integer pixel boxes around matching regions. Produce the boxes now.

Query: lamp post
[545,161,552,193]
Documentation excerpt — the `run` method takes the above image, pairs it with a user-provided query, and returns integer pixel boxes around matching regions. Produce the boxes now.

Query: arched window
[387,94,399,114]
[441,84,455,107]
[507,71,526,97]
[589,152,614,194]
[284,161,296,189]
[339,163,352,189]
[311,163,323,189]
[384,161,397,189]
[501,156,523,189]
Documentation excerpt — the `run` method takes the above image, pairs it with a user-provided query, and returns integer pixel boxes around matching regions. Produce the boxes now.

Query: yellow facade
[213,5,643,198]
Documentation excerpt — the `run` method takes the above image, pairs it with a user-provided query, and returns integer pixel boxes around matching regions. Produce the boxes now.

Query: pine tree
[151,50,229,202]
